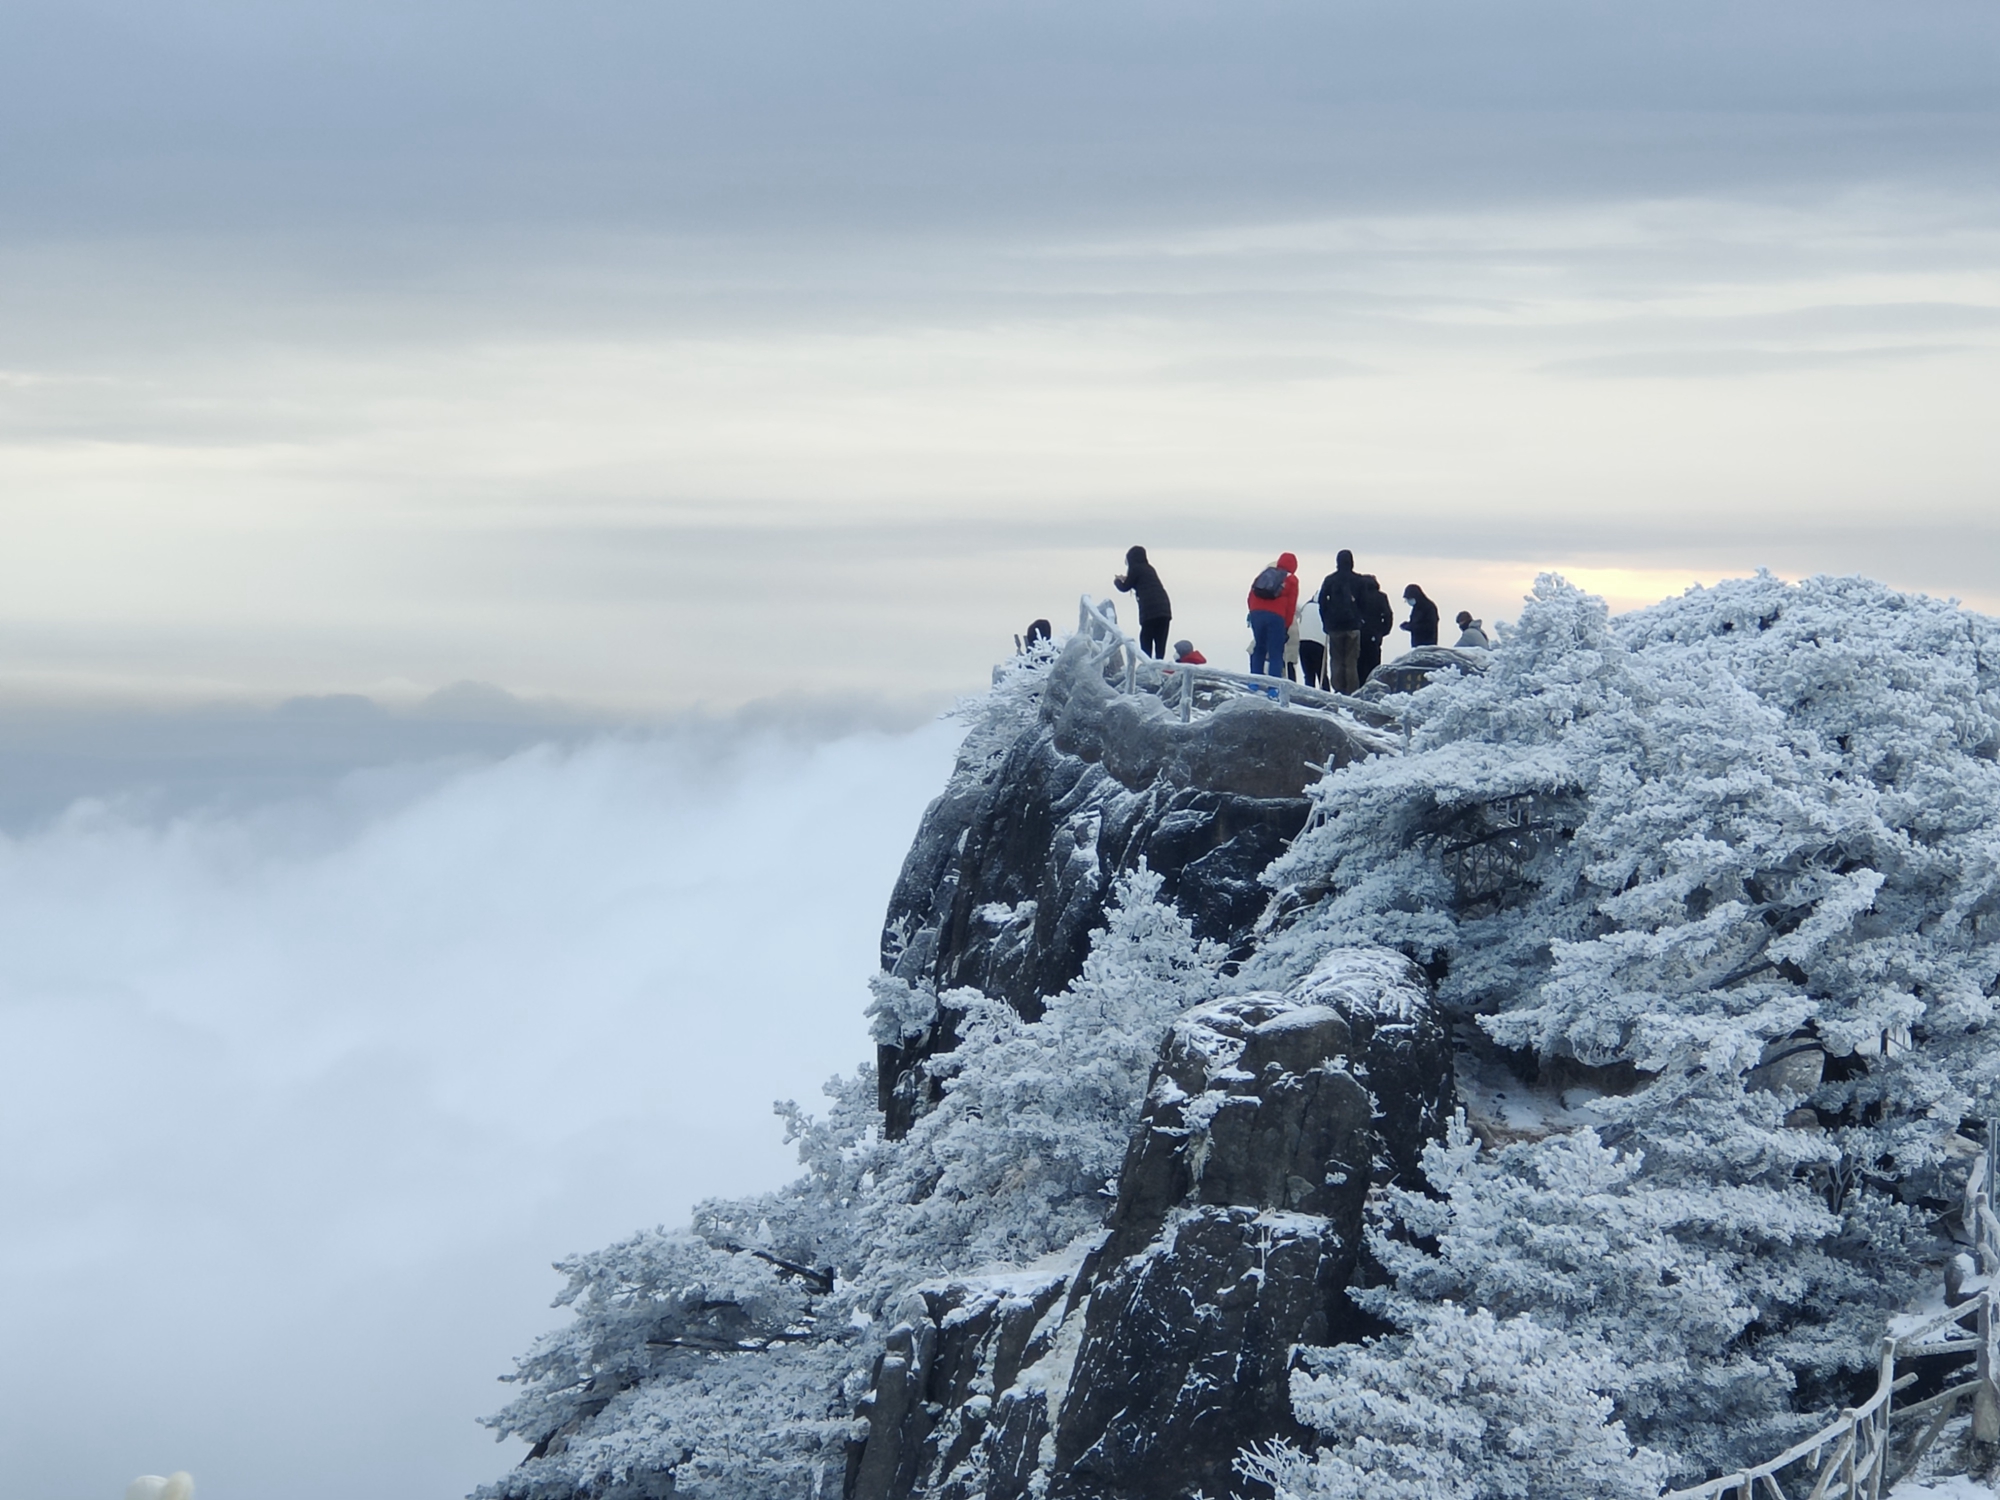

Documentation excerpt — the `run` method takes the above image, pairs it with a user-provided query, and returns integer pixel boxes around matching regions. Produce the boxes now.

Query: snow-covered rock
[875,637,1375,1134]
[1034,953,1451,1500]
[1355,643,1489,699]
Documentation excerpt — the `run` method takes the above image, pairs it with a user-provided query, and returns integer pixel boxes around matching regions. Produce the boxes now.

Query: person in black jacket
[1400,584,1441,648]
[1358,573,1394,686]
[1315,549,1365,692]
[1114,545,1173,659]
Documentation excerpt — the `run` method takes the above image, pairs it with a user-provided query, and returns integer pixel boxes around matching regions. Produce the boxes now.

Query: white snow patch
[1891,1477,1999,1499]
[924,1232,1103,1325]
[1290,945,1430,1022]
[1887,1279,1985,1345]
[1251,1004,1348,1036]
[1455,1049,1613,1145]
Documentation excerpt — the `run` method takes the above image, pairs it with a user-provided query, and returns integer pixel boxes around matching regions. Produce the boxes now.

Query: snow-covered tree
[1238,1300,1668,1500]
[1252,572,1987,1480]
[1324,1115,1916,1481]
[480,866,1225,1499]
[863,863,1227,1272]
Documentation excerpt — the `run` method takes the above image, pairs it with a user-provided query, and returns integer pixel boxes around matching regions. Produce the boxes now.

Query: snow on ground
[1892,1477,2000,1499]
[1453,1046,1612,1145]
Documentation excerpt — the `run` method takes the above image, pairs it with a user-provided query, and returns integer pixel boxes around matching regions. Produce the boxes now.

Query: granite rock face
[846,1265,1078,1500]
[877,638,1385,1134]
[845,951,1454,1500]
[847,644,1454,1500]
[1048,953,1451,1500]
[1358,644,1489,699]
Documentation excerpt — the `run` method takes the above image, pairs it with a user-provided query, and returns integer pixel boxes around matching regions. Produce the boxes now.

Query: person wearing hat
[1173,639,1207,665]
[1454,611,1490,648]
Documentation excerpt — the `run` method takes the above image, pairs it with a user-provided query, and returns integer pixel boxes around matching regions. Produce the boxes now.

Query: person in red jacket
[1245,552,1299,678]
[1173,639,1207,665]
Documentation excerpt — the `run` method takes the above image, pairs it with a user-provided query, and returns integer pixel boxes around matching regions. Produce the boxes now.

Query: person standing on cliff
[1293,591,1327,688]
[1246,552,1299,678]
[1400,583,1441,647]
[1113,545,1173,659]
[1315,549,1366,693]
[1357,572,1394,687]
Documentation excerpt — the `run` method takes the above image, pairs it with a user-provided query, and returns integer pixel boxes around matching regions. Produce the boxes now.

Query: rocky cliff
[483,574,1998,1500]
[874,632,1398,1135]
[846,636,1454,1500]
[847,954,1452,1500]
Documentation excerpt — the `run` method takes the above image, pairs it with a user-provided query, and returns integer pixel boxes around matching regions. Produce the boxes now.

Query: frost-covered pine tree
[862,863,1227,1273]
[1237,1300,1668,1500]
[479,864,1225,1499]
[1332,1115,1904,1480]
[1251,572,1992,1481]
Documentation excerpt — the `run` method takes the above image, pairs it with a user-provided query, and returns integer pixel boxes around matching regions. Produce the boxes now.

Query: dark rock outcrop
[847,1265,1078,1500]
[1051,1207,1346,1500]
[1358,644,1488,699]
[878,638,1387,1135]
[1048,953,1451,1500]
[844,950,1455,1500]
[1037,636,1389,803]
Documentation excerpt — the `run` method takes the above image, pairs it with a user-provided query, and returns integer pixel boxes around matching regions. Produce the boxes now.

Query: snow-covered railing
[1073,596,1404,733]
[1665,1124,2000,1500]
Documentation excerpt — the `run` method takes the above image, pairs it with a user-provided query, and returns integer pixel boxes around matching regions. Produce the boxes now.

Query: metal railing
[1666,1123,2000,1500]
[1072,596,1405,736]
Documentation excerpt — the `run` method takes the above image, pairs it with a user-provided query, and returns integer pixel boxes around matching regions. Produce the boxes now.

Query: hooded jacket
[1318,560,1366,632]
[1247,552,1300,626]
[1401,587,1441,647]
[1360,575,1395,642]
[1114,546,1173,623]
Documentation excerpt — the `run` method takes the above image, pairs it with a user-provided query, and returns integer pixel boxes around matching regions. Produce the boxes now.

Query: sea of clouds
[0,712,962,1500]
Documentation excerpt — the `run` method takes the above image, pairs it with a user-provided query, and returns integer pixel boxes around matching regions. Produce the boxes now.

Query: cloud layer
[0,719,962,1500]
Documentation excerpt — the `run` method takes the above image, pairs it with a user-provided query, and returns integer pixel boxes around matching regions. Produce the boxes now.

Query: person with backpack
[1113,545,1173,660]
[1358,573,1394,686]
[1400,584,1441,647]
[1315,549,1366,693]
[1246,553,1299,678]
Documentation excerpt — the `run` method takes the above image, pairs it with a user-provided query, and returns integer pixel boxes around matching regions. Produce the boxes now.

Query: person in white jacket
[1293,593,1328,688]
[1454,611,1491,648]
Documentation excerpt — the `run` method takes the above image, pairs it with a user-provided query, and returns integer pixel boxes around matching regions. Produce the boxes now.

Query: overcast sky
[2,0,1995,713]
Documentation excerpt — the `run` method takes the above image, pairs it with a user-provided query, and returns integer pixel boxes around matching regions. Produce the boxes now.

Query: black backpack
[1250,566,1287,600]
